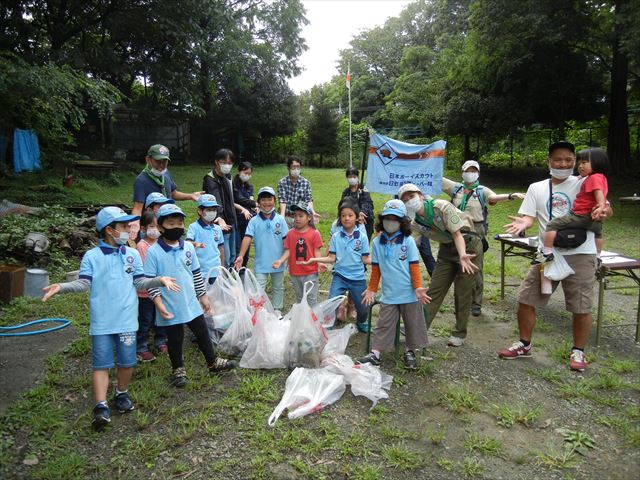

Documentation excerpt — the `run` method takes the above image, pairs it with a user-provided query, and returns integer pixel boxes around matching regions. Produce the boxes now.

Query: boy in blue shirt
[144,192,175,213]
[42,207,179,430]
[186,194,225,284]
[144,204,236,389]
[234,186,289,312]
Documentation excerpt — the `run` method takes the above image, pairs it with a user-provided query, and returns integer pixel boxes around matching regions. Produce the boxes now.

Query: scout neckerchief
[415,198,436,229]
[98,240,129,268]
[143,165,168,197]
[380,230,402,258]
[458,180,480,212]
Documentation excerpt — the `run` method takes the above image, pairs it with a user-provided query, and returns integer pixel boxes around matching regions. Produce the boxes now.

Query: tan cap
[461,160,480,171]
[398,183,423,199]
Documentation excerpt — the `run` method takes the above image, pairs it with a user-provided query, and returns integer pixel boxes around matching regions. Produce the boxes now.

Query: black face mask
[162,227,184,241]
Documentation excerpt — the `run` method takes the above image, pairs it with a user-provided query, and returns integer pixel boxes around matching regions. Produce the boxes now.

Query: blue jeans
[255,271,285,311]
[136,297,167,353]
[419,236,436,277]
[92,332,137,370]
[223,225,236,268]
[329,273,367,325]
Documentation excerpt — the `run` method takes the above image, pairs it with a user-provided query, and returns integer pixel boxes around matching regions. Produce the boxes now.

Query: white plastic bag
[240,309,291,369]
[543,250,575,281]
[217,298,253,357]
[268,367,346,426]
[242,268,276,320]
[206,267,244,331]
[283,282,328,368]
[312,295,347,328]
[321,323,356,359]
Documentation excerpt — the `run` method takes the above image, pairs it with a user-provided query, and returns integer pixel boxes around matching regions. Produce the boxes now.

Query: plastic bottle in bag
[540,264,553,294]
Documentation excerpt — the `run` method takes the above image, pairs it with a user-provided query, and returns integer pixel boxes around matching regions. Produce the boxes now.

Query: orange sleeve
[368,264,381,292]
[410,263,422,289]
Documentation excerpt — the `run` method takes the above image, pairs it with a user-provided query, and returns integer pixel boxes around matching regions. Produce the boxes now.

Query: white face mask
[145,227,160,239]
[203,211,217,222]
[239,173,251,183]
[347,177,359,186]
[405,196,423,214]
[260,207,275,215]
[151,167,167,177]
[290,168,301,177]
[383,219,401,234]
[462,172,479,184]
[111,229,129,245]
[549,167,573,180]
[220,164,233,175]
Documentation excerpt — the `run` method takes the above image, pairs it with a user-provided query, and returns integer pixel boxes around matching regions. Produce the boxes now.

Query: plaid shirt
[277,175,313,214]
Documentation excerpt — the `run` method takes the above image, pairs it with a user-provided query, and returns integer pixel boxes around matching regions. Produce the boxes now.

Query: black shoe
[531,252,554,265]
[209,357,237,373]
[92,403,111,430]
[169,367,188,388]
[114,392,135,413]
[471,306,482,317]
[403,350,417,370]
[358,352,381,366]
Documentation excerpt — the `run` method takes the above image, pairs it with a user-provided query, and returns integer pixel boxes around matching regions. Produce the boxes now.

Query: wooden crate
[0,264,25,303]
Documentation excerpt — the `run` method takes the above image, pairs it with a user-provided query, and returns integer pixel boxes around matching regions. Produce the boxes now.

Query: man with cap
[399,183,480,347]
[441,159,525,316]
[130,144,204,238]
[498,141,612,372]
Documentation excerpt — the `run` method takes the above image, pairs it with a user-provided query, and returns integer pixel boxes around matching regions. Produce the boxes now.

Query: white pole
[348,62,353,168]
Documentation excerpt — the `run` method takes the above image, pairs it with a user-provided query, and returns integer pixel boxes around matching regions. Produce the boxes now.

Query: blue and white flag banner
[364,131,445,195]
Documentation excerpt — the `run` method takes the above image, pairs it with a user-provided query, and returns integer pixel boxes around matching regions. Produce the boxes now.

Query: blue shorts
[92,332,138,370]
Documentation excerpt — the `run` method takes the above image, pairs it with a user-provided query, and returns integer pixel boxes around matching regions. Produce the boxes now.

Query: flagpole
[347,62,353,168]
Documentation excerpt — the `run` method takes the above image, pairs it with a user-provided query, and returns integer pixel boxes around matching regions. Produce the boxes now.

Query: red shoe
[498,341,532,359]
[569,349,587,372]
[157,344,168,355]
[136,351,156,362]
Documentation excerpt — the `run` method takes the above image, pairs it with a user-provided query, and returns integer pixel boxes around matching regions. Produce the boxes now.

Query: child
[144,204,236,388]
[144,192,175,213]
[272,201,324,306]
[359,200,431,370]
[234,186,289,314]
[136,211,168,362]
[535,148,609,264]
[186,194,225,284]
[42,207,178,429]
[304,198,371,332]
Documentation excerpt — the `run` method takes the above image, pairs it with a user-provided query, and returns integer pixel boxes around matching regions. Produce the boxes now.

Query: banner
[364,131,445,195]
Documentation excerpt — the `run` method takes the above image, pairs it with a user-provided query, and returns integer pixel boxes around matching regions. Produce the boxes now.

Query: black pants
[165,315,216,370]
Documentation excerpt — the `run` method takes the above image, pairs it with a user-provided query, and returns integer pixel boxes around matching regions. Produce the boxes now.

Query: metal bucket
[24,268,49,298]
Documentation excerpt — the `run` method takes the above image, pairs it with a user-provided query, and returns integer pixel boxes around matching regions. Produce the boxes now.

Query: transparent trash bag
[242,268,276,320]
[217,298,253,357]
[206,267,244,332]
[283,282,328,368]
[240,309,291,369]
[267,367,346,426]
[543,250,575,281]
[312,295,347,328]
[321,323,357,359]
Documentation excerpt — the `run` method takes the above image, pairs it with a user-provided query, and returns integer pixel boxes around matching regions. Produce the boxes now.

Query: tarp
[13,129,41,173]
[364,131,445,195]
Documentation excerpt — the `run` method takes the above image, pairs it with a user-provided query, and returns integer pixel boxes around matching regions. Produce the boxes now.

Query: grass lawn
[0,165,638,479]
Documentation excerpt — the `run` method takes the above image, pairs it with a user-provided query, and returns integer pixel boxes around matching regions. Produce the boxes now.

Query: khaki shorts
[517,254,596,314]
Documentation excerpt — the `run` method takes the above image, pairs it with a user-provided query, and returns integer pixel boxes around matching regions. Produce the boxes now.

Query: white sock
[115,388,127,396]
[371,349,381,358]
[542,246,553,255]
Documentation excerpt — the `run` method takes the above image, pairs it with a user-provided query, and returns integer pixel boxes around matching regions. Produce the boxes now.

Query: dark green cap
[147,144,171,161]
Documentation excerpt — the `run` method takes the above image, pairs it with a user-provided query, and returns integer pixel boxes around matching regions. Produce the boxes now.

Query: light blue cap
[382,199,407,218]
[96,206,139,232]
[157,203,186,220]
[257,186,276,198]
[144,192,175,209]
[197,194,219,208]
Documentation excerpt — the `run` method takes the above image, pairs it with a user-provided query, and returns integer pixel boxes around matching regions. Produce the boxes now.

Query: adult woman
[233,161,258,268]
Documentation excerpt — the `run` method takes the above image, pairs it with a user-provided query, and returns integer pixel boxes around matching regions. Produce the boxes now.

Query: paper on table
[602,255,635,265]
[600,250,618,258]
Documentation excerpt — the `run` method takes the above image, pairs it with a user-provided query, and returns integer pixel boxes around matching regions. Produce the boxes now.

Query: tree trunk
[607,0,631,174]
[463,134,471,161]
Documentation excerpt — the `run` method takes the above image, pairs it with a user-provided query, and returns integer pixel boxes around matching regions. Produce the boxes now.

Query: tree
[306,86,339,166]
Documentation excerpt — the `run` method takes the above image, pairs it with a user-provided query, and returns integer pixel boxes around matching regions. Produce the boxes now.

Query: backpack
[451,184,488,229]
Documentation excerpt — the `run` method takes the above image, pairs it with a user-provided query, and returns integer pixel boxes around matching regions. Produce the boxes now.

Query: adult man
[277,156,320,227]
[130,144,202,238]
[498,141,610,372]
[399,183,480,347]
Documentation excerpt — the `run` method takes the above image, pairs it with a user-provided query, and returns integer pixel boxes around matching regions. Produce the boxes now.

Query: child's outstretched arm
[272,250,290,270]
[42,278,91,302]
[234,236,253,270]
[300,253,336,265]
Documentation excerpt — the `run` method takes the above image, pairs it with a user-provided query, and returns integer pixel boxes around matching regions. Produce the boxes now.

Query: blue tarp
[13,129,41,173]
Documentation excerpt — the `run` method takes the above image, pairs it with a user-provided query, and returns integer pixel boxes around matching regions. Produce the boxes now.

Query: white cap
[461,160,480,172]
[397,183,423,199]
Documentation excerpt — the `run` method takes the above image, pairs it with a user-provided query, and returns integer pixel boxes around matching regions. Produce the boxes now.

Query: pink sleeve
[136,241,149,262]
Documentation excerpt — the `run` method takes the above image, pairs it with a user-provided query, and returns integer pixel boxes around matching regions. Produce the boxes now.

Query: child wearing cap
[272,201,324,306]
[234,186,289,313]
[360,200,431,369]
[186,194,225,284]
[135,211,168,362]
[144,204,236,388]
[42,207,179,430]
[144,192,175,214]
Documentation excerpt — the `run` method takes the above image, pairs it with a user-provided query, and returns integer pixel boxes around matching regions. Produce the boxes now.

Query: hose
[0,318,71,337]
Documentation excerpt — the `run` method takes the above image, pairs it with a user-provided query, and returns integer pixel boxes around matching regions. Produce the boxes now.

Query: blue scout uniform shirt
[133,171,177,203]
[371,232,420,304]
[244,211,289,274]
[144,238,203,326]
[329,226,369,281]
[79,241,143,335]
[186,219,224,281]
[330,221,367,237]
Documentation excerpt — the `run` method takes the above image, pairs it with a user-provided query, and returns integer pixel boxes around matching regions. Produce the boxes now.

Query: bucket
[66,270,80,282]
[24,268,49,298]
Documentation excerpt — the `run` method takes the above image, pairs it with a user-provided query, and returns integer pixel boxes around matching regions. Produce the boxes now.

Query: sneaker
[358,352,381,366]
[498,341,532,359]
[531,251,554,265]
[92,403,111,430]
[403,350,417,370]
[447,336,464,347]
[209,357,237,373]
[114,392,135,413]
[136,351,156,363]
[157,344,168,355]
[169,367,188,388]
[569,349,587,372]
[471,306,482,317]
[356,322,370,333]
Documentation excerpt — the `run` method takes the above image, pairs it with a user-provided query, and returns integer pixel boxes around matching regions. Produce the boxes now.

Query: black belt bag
[553,229,587,248]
